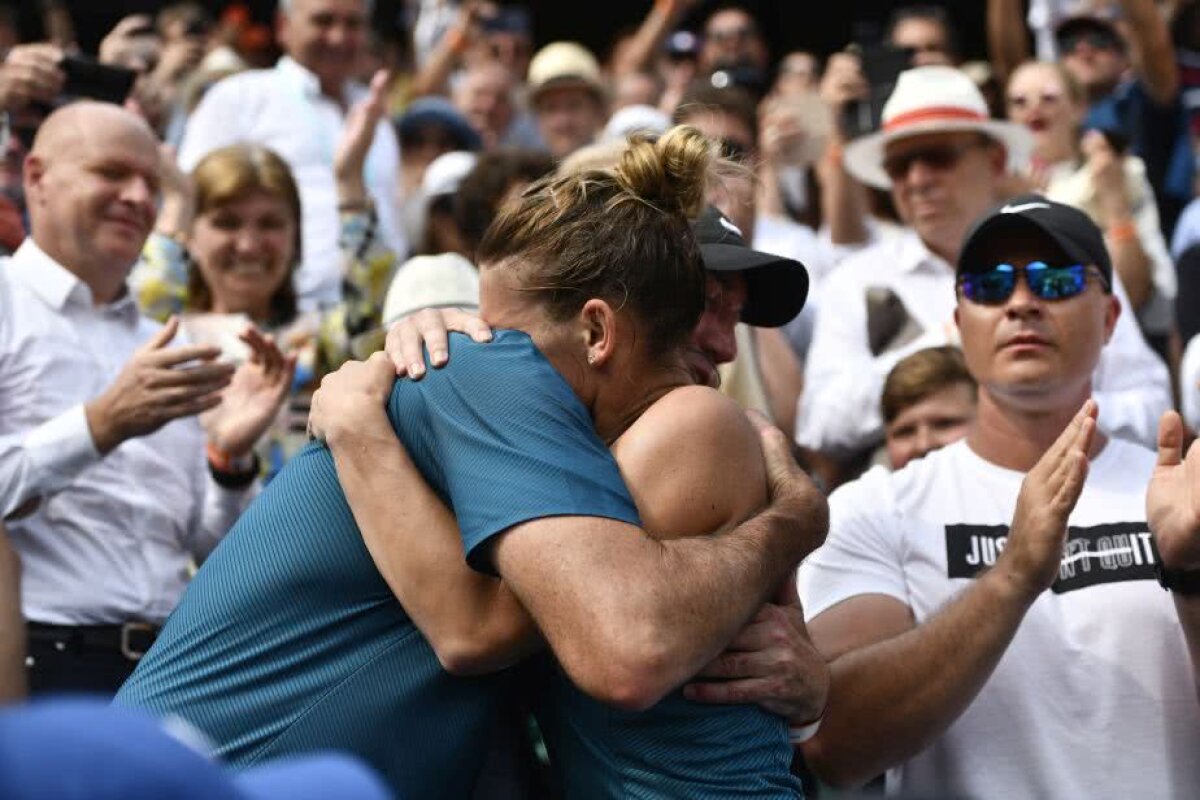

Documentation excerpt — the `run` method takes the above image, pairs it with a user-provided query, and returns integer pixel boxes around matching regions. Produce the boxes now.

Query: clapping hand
[201,327,296,458]
[995,400,1097,600]
[1148,411,1200,571]
[334,69,390,208]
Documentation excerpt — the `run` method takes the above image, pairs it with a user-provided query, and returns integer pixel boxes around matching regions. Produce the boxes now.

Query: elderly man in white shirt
[0,102,291,695]
[178,0,403,308]
[797,66,1171,463]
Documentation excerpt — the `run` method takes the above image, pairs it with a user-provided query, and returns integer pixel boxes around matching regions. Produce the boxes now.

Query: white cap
[601,104,672,143]
[381,253,480,325]
[841,65,1032,190]
[421,151,479,199]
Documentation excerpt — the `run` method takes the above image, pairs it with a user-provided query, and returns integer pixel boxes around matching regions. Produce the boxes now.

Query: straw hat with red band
[842,65,1033,190]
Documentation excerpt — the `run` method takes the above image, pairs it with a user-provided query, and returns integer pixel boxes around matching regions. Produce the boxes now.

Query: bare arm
[313,349,827,704]
[493,416,826,711]
[612,0,698,80]
[407,2,487,100]
[987,0,1031,88]
[1085,132,1154,309]
[802,402,1097,787]
[1120,0,1179,106]
[817,53,870,247]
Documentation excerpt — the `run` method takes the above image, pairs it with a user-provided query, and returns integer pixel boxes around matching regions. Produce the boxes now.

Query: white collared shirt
[0,240,255,625]
[178,56,404,308]
[796,230,1172,456]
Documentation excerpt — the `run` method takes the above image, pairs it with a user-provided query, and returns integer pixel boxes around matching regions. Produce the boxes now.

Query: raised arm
[131,145,194,322]
[611,0,699,79]
[320,70,399,367]
[987,0,1032,88]
[1120,0,1179,106]
[801,402,1096,787]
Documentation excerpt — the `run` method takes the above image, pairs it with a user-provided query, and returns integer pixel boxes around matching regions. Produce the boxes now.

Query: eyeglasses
[718,137,752,163]
[1007,91,1064,110]
[958,262,1109,304]
[1059,31,1121,55]
[882,140,983,182]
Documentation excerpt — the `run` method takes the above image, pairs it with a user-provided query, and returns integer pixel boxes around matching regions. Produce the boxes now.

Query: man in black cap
[796,194,1200,798]
[384,204,809,389]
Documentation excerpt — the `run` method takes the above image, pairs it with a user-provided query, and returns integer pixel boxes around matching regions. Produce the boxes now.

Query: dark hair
[886,4,958,60]
[704,3,762,37]
[673,82,759,150]
[477,126,717,357]
[882,346,976,424]
[454,149,555,258]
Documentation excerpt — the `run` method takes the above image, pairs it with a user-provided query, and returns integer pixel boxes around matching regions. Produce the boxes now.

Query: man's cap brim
[700,242,809,327]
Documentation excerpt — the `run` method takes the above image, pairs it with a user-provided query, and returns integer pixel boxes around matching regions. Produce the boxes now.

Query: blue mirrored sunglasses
[958,262,1108,305]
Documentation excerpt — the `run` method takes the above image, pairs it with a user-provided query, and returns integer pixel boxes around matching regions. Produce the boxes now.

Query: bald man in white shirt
[0,102,290,695]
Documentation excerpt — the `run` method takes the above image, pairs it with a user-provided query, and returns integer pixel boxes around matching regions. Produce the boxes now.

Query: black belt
[27,621,160,662]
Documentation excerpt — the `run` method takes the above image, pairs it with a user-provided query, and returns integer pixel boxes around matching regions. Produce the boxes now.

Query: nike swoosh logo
[718,216,744,238]
[1000,202,1051,214]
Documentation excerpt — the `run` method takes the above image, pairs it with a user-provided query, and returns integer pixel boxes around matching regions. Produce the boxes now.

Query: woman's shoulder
[616,386,767,538]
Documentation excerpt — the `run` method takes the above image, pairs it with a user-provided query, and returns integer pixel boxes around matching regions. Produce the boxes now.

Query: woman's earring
[587,353,597,365]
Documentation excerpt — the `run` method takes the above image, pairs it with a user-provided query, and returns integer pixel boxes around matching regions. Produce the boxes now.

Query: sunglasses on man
[958,262,1110,304]
[1059,30,1122,55]
[882,139,985,182]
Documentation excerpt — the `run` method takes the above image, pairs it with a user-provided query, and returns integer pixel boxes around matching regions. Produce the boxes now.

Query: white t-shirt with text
[800,438,1200,799]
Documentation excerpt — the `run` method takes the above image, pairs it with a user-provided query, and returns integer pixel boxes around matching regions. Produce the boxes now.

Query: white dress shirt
[178,57,404,308]
[796,230,1172,457]
[0,240,255,625]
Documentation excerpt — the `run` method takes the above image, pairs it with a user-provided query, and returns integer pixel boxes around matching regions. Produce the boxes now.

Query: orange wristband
[445,26,468,55]
[1107,219,1137,244]
[824,141,844,164]
[206,442,255,475]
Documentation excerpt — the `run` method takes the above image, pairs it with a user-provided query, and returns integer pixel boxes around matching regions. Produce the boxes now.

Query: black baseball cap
[692,205,809,327]
[957,194,1113,289]
[1055,15,1126,53]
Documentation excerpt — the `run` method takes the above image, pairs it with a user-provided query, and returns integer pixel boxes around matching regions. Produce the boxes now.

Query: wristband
[445,26,469,55]
[1154,562,1200,596]
[1106,219,1137,244]
[207,442,256,475]
[788,716,822,744]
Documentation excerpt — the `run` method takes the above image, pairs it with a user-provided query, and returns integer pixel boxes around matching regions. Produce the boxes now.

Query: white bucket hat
[842,65,1033,190]
[381,253,480,326]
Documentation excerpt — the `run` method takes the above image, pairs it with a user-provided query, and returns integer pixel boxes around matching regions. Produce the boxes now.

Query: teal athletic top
[115,331,640,799]
[532,653,801,797]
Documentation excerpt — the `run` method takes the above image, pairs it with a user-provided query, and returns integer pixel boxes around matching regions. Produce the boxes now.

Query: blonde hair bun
[613,124,717,218]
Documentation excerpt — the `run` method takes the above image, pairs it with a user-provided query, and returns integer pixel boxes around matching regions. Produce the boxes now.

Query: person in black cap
[796,194,1200,798]
[383,203,809,390]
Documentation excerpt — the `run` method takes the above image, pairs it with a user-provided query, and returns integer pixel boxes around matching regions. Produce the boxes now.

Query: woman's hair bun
[613,124,717,218]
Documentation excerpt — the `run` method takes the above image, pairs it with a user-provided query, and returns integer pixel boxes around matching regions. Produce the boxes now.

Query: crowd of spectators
[3,1,1200,799]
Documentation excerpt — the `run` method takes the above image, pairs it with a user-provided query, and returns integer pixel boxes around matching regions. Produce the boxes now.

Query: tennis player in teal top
[117,127,825,798]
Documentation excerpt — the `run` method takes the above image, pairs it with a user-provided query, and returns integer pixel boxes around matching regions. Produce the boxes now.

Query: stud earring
[587,353,597,365]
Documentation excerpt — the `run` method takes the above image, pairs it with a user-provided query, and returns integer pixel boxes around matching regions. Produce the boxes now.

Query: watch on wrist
[1154,562,1200,595]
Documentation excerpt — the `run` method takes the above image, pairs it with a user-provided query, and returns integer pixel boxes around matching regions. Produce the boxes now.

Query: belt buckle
[120,622,156,661]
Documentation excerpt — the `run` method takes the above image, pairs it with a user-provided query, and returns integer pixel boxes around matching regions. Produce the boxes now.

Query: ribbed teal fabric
[530,652,802,799]
[116,331,640,799]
